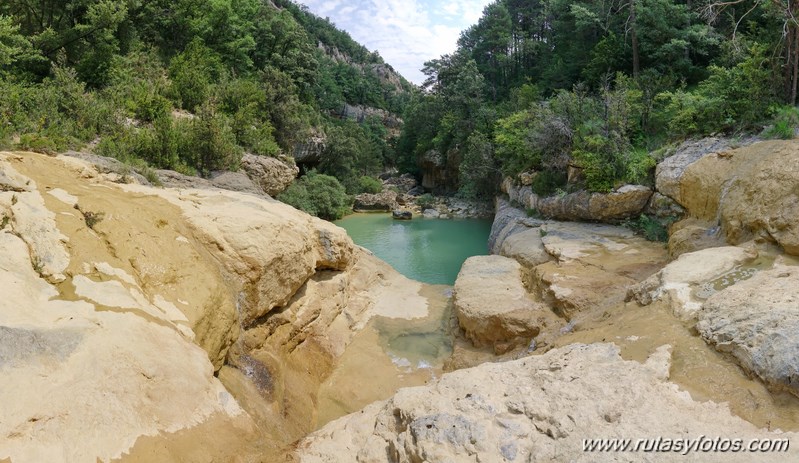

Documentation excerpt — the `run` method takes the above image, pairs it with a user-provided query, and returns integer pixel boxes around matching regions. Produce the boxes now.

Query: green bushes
[624,214,675,243]
[357,176,383,194]
[764,106,799,140]
[277,171,351,220]
[97,105,241,176]
[415,193,436,210]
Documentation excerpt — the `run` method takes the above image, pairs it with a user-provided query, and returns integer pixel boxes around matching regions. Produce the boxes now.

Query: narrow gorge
[2,137,799,462]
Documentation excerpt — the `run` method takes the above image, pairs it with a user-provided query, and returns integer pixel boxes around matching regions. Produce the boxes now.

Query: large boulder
[697,260,799,397]
[654,137,754,204]
[453,256,558,353]
[353,190,398,212]
[293,130,326,164]
[498,227,552,268]
[240,153,299,197]
[297,343,796,462]
[718,141,799,255]
[536,185,653,222]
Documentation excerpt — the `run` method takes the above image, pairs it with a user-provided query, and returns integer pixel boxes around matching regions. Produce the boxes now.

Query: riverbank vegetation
[0,0,412,192]
[397,0,798,198]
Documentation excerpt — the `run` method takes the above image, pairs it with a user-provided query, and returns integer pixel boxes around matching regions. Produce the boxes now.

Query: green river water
[335,213,493,285]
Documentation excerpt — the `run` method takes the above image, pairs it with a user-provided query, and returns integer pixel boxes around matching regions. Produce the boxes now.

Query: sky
[298,0,494,85]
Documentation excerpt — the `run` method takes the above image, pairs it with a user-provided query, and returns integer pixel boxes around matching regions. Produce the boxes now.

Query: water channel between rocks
[316,214,492,427]
[330,212,799,435]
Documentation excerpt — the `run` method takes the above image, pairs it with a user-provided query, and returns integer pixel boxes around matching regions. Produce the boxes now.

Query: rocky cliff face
[0,151,432,462]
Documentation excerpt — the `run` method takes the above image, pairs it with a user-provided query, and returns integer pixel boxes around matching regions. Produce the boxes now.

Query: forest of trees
[0,0,413,201]
[397,0,799,198]
[2,0,798,219]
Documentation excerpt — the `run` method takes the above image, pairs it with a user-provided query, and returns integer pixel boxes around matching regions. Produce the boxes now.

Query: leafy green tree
[277,171,351,220]
[168,38,223,111]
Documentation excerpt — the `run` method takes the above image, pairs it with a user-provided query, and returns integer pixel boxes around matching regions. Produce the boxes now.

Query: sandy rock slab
[629,246,757,320]
[698,261,799,397]
[297,343,795,462]
[453,256,557,353]
[535,222,667,317]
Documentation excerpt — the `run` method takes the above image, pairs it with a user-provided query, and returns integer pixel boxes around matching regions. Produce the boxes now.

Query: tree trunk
[631,0,640,78]
[792,23,798,105]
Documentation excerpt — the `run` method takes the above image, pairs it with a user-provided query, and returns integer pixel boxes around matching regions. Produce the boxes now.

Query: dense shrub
[764,106,799,140]
[277,171,351,220]
[357,176,383,194]
[415,193,436,210]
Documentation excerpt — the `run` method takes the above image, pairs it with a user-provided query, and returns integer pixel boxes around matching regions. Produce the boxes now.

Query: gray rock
[354,190,398,212]
[293,131,326,164]
[422,209,440,219]
[392,210,412,220]
[208,171,262,195]
[0,326,83,368]
[240,154,298,197]
[536,185,652,222]
[697,262,799,396]
[488,198,531,254]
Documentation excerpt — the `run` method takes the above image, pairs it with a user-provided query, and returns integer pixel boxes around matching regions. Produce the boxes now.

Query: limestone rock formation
[156,168,263,195]
[294,129,327,164]
[297,343,796,462]
[629,246,757,320]
[654,137,751,204]
[698,260,799,397]
[0,153,254,462]
[536,184,653,222]
[489,200,667,320]
[383,174,417,193]
[534,221,667,317]
[488,198,541,254]
[453,256,558,352]
[717,141,799,254]
[502,179,652,223]
[498,227,552,268]
[240,153,299,196]
[354,190,399,212]
[0,151,430,462]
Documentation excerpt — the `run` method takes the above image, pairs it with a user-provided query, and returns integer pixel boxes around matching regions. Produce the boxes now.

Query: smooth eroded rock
[354,190,398,212]
[240,153,299,197]
[453,256,556,352]
[629,246,757,320]
[297,343,796,462]
[698,261,799,396]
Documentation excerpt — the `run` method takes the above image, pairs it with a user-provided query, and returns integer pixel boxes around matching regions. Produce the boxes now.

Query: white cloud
[299,0,493,85]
